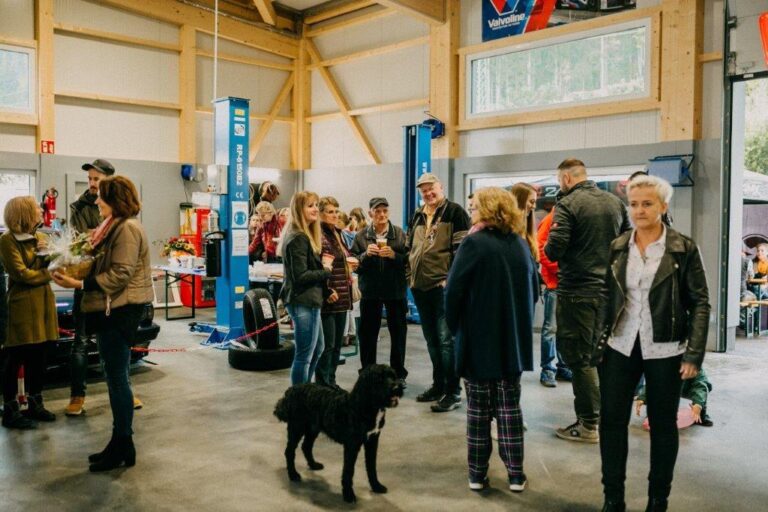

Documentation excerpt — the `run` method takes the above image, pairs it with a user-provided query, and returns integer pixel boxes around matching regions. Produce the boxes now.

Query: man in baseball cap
[81,158,115,176]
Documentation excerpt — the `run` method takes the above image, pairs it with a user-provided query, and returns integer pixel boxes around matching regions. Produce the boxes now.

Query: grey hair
[627,174,673,205]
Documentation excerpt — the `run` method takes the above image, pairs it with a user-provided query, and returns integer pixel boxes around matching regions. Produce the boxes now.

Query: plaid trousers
[465,375,524,482]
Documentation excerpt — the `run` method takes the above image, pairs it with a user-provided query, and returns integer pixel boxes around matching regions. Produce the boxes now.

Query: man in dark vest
[65,159,114,416]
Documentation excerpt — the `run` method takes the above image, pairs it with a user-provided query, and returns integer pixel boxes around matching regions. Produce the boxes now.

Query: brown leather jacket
[81,218,153,313]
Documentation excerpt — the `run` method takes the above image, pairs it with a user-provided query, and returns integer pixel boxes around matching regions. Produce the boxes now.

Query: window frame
[457,7,661,132]
[466,19,652,119]
[0,43,37,116]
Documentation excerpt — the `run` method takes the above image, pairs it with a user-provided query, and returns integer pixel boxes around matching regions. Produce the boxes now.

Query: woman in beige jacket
[54,176,153,472]
[0,196,58,430]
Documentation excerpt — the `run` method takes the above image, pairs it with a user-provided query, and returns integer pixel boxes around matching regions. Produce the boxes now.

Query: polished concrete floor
[1,309,767,511]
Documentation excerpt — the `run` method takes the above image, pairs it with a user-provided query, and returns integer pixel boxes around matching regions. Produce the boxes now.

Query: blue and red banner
[482,0,556,42]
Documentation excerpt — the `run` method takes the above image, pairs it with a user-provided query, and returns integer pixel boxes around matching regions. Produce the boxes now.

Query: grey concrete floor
[1,309,767,512]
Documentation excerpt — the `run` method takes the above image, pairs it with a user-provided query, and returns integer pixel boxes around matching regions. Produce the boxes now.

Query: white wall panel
[252,121,291,169]
[0,0,34,40]
[357,108,426,163]
[312,13,427,59]
[460,0,481,48]
[303,163,405,225]
[196,57,289,115]
[311,69,337,114]
[524,118,585,153]
[704,0,725,53]
[55,101,178,162]
[0,124,36,153]
[460,125,525,157]
[311,117,369,168]
[55,34,179,103]
[196,33,292,66]
[584,111,659,148]
[54,0,178,43]
[196,112,214,164]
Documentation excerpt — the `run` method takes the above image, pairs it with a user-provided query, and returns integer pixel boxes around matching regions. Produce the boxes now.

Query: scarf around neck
[90,215,117,248]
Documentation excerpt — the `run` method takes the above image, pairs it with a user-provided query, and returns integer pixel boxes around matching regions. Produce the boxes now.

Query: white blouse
[608,227,687,360]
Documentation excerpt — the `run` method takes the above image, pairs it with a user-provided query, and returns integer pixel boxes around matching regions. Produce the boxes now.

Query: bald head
[557,158,588,193]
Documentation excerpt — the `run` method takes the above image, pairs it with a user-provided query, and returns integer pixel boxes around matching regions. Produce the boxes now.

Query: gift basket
[47,229,96,280]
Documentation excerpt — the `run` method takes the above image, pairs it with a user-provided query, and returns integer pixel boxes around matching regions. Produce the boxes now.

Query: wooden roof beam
[252,0,276,26]
[375,0,445,26]
[303,0,376,25]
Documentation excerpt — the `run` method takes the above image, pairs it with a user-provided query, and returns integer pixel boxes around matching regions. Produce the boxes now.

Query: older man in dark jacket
[351,197,409,384]
[544,158,630,443]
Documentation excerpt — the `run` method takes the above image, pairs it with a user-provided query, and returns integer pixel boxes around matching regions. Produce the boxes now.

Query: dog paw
[342,488,357,503]
[370,482,388,494]
[288,470,302,482]
[308,461,324,470]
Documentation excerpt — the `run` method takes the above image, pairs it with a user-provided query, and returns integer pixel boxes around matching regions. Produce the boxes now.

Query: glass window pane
[0,174,35,228]
[0,46,33,111]
[470,25,648,116]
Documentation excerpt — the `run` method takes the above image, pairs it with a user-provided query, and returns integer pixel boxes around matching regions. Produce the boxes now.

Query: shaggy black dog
[274,364,403,503]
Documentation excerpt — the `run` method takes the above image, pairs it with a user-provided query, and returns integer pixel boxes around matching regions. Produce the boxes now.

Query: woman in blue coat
[445,187,539,493]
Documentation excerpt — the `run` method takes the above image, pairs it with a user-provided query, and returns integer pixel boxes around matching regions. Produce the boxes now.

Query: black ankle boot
[25,394,56,422]
[602,499,626,512]
[2,401,37,430]
[89,433,118,463]
[89,435,136,472]
[646,497,668,512]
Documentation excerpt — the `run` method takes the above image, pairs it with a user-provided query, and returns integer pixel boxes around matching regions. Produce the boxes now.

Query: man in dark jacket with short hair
[544,158,631,443]
[351,197,409,384]
[64,159,115,416]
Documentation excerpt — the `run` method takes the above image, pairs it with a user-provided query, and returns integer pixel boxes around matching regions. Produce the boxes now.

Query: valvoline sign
[482,0,556,41]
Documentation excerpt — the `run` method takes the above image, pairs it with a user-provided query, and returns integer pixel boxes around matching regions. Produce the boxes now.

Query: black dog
[274,364,403,503]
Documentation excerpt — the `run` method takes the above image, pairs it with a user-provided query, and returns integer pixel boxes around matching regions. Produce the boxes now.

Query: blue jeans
[287,304,325,386]
[540,288,567,373]
[97,327,134,437]
[70,288,88,397]
[411,286,459,395]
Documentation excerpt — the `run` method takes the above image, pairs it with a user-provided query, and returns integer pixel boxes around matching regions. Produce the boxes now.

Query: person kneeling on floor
[636,367,714,427]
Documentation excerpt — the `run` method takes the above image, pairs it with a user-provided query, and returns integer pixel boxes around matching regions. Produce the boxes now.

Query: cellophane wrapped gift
[48,228,96,280]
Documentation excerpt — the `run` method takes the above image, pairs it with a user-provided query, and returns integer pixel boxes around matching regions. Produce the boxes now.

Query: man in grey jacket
[544,158,630,443]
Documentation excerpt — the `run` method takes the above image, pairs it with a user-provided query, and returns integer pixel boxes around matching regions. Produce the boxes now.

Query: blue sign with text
[482,0,540,42]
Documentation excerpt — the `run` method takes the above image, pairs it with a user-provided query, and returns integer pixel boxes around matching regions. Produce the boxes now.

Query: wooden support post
[179,25,196,163]
[429,0,458,159]
[306,39,380,164]
[250,72,294,163]
[660,0,705,141]
[293,36,312,170]
[252,0,277,26]
[35,0,55,153]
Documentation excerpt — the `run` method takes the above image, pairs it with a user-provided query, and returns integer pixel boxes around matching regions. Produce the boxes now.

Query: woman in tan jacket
[0,196,58,430]
[53,176,153,472]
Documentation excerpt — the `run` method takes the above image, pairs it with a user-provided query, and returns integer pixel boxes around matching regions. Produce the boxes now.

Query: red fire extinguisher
[41,187,58,227]
[760,13,768,67]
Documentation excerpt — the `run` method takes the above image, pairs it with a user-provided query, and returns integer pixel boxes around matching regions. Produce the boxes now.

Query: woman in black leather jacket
[597,175,710,512]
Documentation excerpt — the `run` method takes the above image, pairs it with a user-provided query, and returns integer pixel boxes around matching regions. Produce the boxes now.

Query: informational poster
[482,0,556,41]
[231,229,249,257]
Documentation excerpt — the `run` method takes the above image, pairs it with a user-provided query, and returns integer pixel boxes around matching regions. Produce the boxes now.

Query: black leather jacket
[351,222,408,300]
[279,231,331,308]
[598,228,711,367]
[544,181,631,296]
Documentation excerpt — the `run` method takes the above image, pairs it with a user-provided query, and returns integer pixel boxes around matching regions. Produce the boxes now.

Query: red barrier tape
[130,321,279,353]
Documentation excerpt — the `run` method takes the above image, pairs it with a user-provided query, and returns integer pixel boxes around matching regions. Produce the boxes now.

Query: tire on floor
[228,339,295,371]
[242,288,280,350]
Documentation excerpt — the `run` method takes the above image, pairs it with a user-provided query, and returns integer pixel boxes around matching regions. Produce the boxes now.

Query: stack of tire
[228,288,295,371]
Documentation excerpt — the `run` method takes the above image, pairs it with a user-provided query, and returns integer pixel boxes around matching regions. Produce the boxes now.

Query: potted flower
[156,237,196,267]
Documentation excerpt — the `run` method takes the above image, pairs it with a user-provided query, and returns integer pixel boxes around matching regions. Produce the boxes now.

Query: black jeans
[599,342,683,502]
[70,288,88,397]
[316,312,347,387]
[556,294,604,427]
[358,298,408,379]
[3,343,48,403]
[411,286,459,396]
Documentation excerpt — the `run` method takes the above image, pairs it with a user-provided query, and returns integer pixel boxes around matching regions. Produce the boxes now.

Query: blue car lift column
[403,123,433,324]
[204,97,251,345]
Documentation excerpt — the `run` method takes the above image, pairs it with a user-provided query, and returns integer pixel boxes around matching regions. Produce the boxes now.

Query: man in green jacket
[636,368,714,427]
[65,159,114,416]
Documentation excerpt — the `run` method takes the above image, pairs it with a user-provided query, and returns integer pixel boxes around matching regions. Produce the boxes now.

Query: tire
[243,288,280,350]
[228,339,295,371]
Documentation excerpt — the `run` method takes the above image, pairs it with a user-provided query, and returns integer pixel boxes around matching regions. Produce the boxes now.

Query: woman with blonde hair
[279,191,332,385]
[445,187,538,492]
[0,196,58,430]
[511,183,539,262]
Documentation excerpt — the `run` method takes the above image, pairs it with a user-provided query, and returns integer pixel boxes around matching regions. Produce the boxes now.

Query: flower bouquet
[155,237,196,266]
[47,228,97,280]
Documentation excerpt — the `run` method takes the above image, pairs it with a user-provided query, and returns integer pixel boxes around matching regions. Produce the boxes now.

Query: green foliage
[745,128,768,175]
